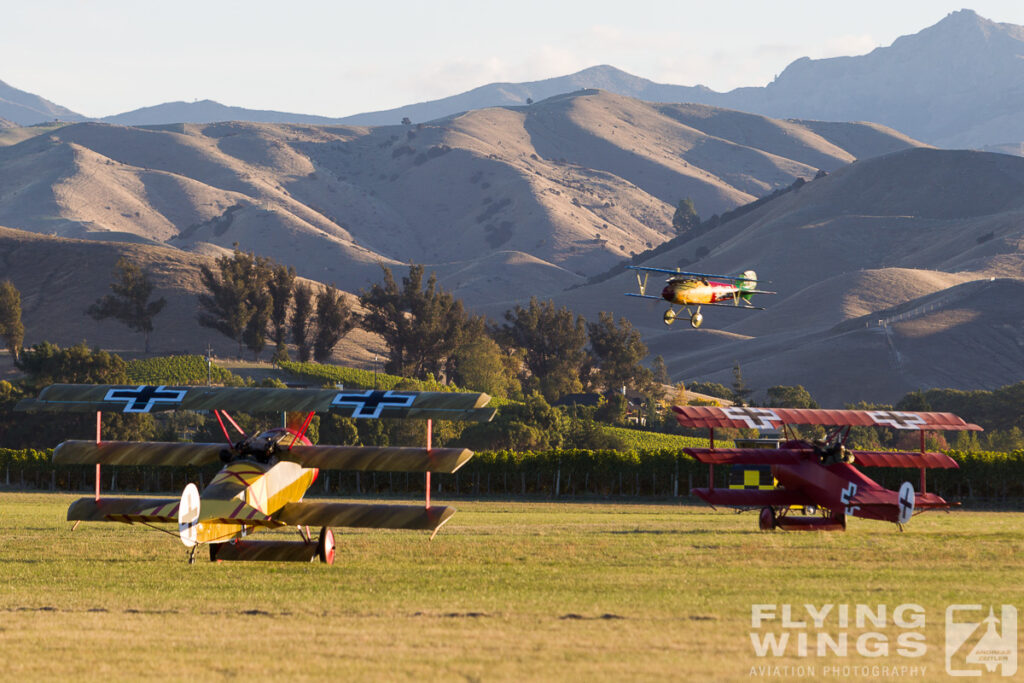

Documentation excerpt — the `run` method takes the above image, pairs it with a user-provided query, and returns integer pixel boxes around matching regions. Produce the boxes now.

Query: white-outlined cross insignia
[330,390,417,418]
[867,410,926,430]
[839,481,860,516]
[103,385,187,413]
[722,407,781,430]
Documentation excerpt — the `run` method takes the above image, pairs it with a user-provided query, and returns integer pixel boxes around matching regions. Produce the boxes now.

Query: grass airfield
[1,493,1022,681]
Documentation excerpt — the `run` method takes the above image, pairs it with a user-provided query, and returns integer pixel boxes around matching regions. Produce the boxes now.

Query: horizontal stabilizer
[683,448,805,465]
[67,496,181,523]
[852,451,959,469]
[55,440,224,467]
[275,501,456,532]
[692,487,813,508]
[281,445,473,473]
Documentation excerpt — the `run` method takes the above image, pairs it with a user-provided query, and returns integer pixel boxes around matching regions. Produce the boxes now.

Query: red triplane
[673,405,982,531]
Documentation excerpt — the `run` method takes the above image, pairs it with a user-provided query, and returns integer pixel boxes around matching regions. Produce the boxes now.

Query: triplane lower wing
[17,384,494,564]
[624,266,774,328]
[672,405,981,532]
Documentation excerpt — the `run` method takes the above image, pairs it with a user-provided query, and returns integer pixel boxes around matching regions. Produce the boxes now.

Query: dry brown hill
[0,90,922,311]
[0,226,382,365]
[559,148,1024,404]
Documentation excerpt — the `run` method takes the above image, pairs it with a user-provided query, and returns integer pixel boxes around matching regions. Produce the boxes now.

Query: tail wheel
[663,309,677,326]
[759,507,776,531]
[317,527,335,565]
[690,312,703,328]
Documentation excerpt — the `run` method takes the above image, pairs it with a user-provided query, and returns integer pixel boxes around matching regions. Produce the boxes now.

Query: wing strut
[288,411,316,450]
[920,431,927,494]
[708,427,715,491]
[95,411,102,502]
[426,419,432,510]
[213,410,247,446]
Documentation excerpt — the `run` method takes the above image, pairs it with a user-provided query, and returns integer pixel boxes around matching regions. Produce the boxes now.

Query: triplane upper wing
[672,404,980,532]
[672,405,981,432]
[625,265,759,282]
[17,384,495,421]
[18,383,494,564]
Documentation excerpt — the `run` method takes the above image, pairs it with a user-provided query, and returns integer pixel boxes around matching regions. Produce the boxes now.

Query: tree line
[0,250,663,404]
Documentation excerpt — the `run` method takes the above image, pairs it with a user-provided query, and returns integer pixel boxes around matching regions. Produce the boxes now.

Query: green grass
[1,493,1021,680]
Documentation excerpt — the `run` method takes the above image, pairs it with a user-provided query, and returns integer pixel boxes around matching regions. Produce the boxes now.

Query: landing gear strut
[663,305,703,328]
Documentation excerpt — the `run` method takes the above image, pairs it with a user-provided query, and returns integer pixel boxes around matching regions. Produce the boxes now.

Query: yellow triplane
[17,384,494,564]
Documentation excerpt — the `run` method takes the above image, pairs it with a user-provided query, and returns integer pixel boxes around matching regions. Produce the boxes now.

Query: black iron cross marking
[331,390,416,418]
[104,385,187,413]
[900,493,914,516]
[867,410,926,430]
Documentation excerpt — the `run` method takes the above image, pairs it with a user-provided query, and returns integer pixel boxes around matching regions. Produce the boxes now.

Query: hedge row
[3,447,1023,501]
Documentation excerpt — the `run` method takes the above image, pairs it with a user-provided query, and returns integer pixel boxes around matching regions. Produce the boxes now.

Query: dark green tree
[451,334,518,399]
[456,394,567,451]
[360,264,470,380]
[672,198,700,235]
[267,264,295,363]
[16,341,128,389]
[291,283,314,362]
[765,385,819,409]
[689,381,733,402]
[241,261,273,361]
[0,280,24,360]
[731,362,753,406]
[587,311,652,394]
[312,285,355,363]
[11,342,155,447]
[651,355,669,385]
[86,258,166,354]
[501,297,588,402]
[197,248,272,359]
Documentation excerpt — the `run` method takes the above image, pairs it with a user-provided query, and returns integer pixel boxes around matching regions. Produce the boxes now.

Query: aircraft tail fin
[737,270,757,302]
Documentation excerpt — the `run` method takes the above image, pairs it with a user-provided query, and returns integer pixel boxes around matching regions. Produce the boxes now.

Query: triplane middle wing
[672,405,980,532]
[18,384,495,564]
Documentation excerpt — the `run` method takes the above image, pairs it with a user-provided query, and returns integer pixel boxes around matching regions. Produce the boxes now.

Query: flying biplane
[625,266,774,328]
[16,384,494,563]
[673,405,981,531]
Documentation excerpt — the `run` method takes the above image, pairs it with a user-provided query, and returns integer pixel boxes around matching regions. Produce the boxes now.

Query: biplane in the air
[625,266,774,328]
[16,384,494,563]
[673,405,981,531]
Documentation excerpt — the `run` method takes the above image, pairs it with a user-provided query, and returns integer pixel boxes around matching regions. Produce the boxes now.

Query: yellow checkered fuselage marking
[729,467,777,491]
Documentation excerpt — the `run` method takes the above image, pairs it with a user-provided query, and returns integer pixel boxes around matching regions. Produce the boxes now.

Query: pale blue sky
[3,2,1023,117]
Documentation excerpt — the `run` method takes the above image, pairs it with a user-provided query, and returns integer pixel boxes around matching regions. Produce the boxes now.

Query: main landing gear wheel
[690,312,703,329]
[663,309,677,326]
[317,527,335,565]
[759,507,776,531]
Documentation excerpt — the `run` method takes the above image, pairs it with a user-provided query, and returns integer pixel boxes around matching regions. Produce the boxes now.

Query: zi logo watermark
[946,605,1017,677]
